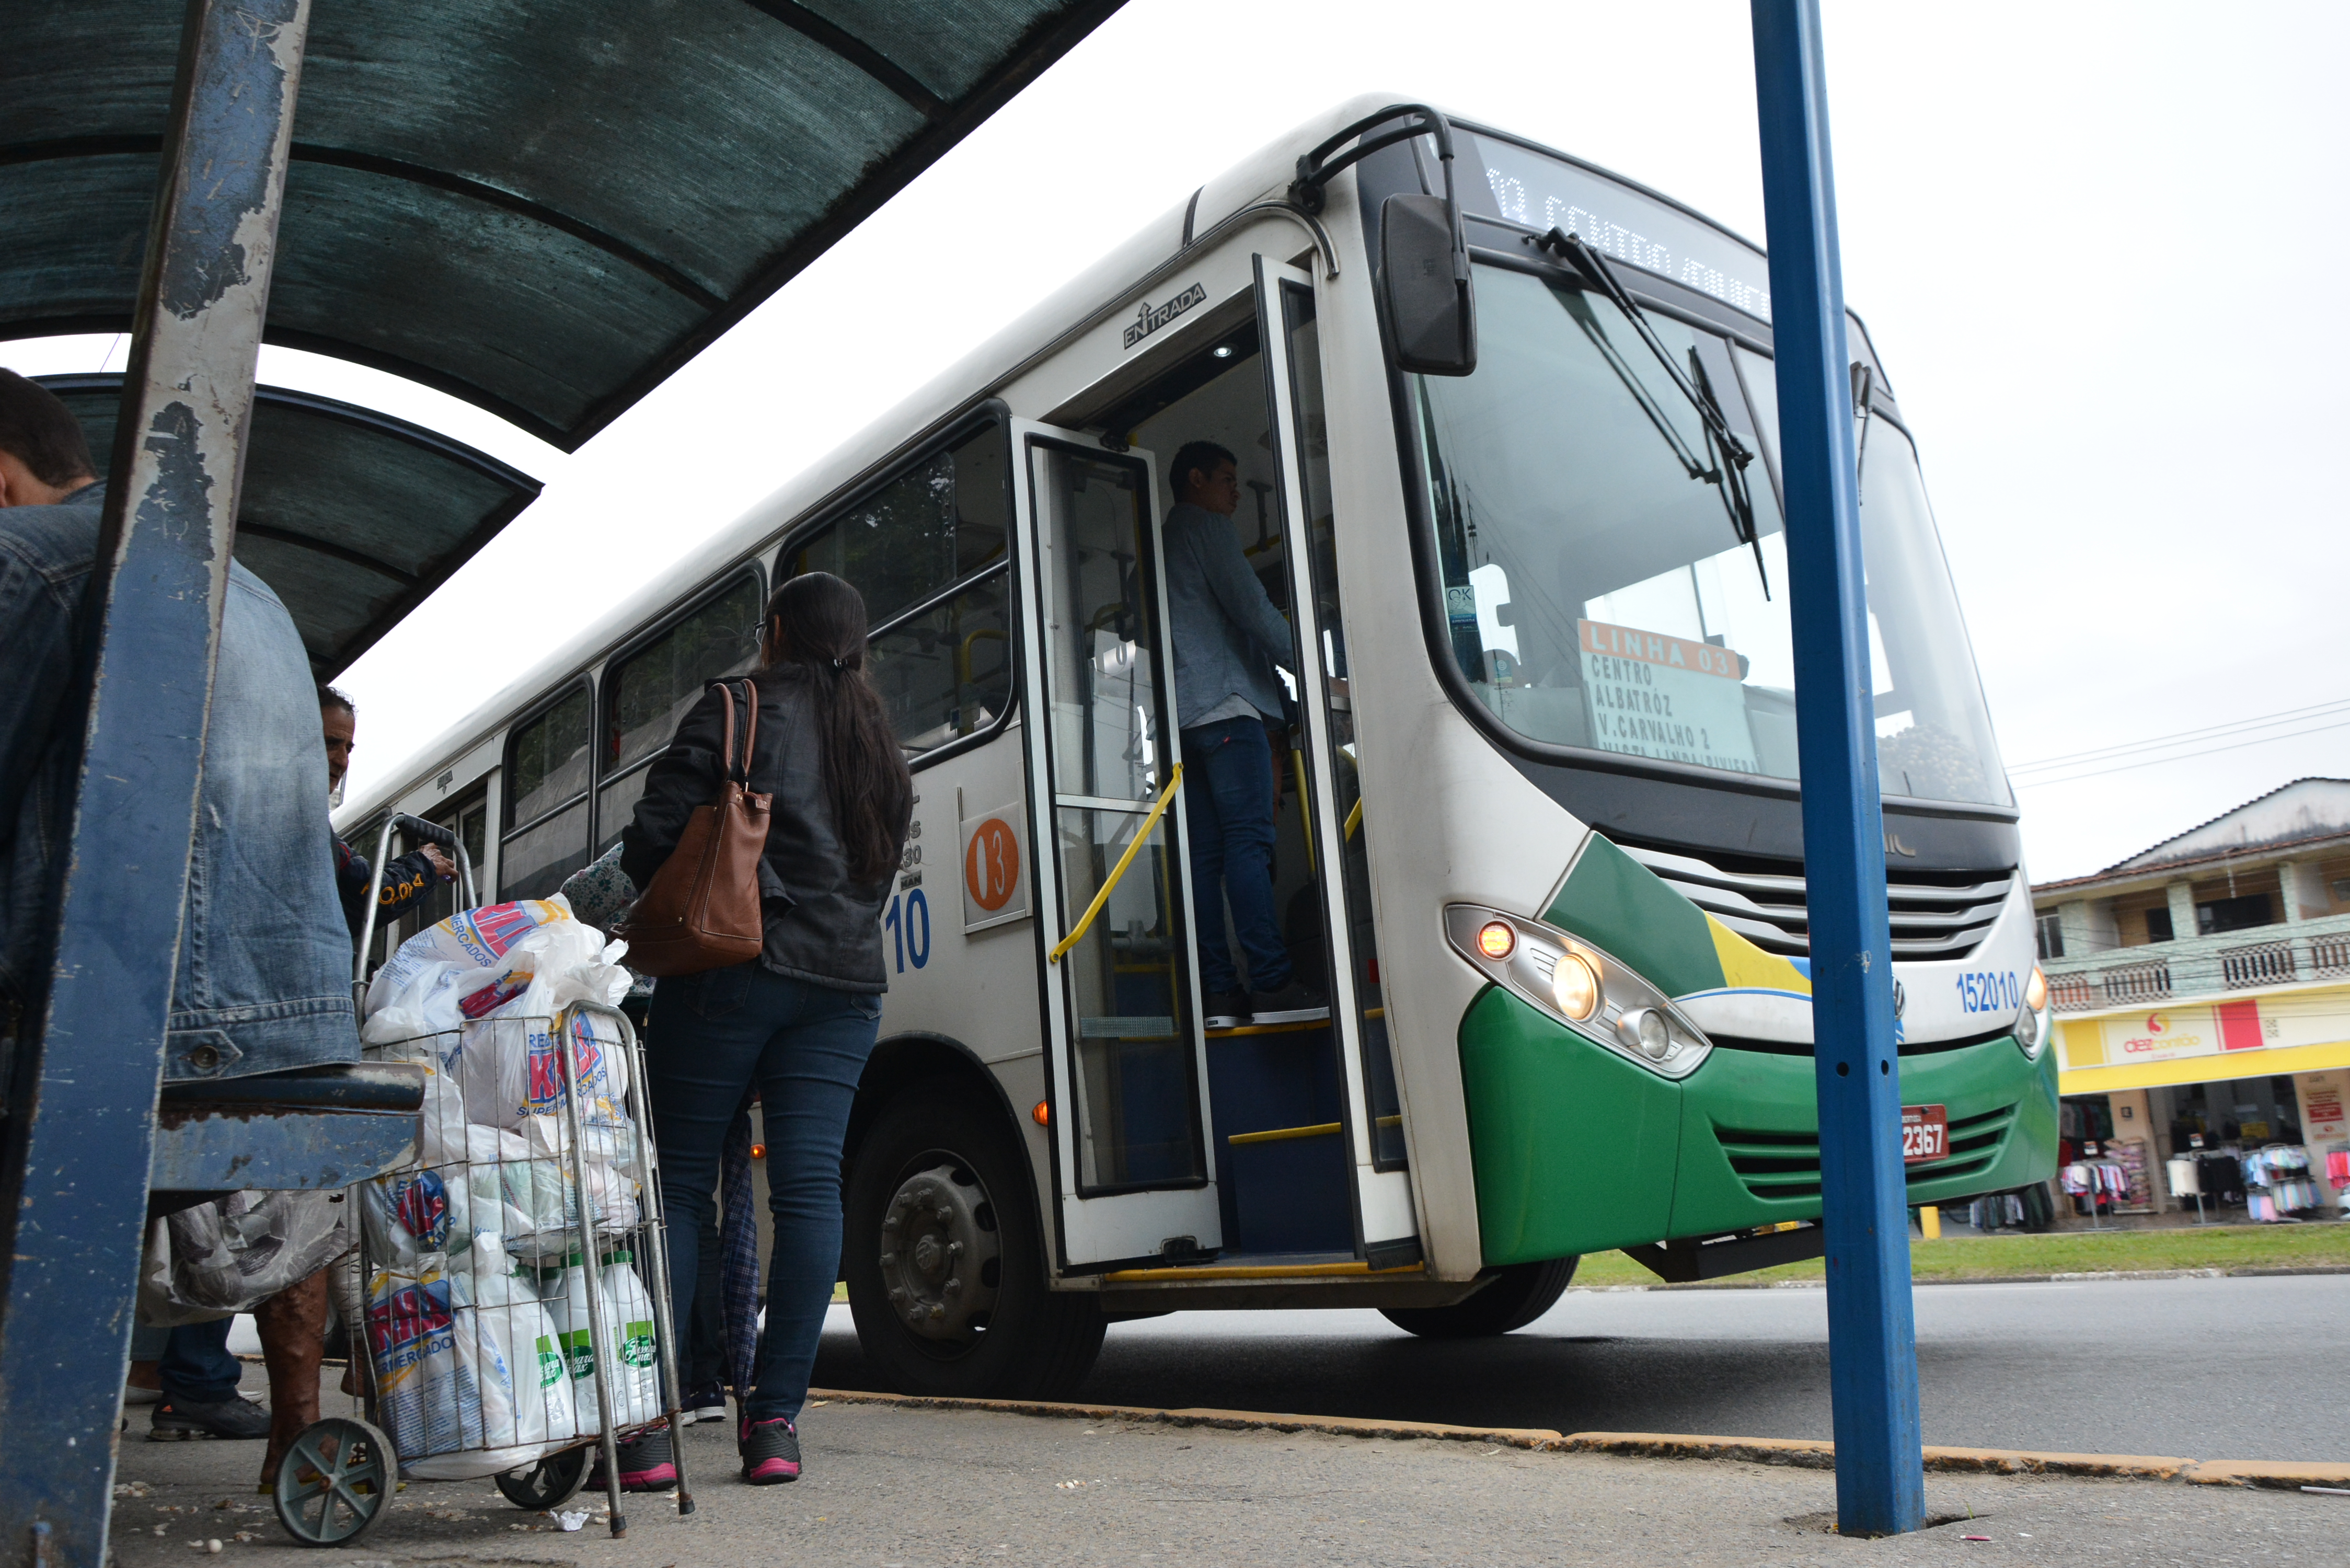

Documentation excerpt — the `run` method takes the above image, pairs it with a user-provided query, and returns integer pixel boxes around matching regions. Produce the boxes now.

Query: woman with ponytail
[618,571,912,1487]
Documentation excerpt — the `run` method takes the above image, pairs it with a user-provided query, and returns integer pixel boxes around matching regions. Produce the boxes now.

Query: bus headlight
[2014,966,2049,1059]
[1444,904,1712,1080]
[1551,951,1600,1021]
[2015,995,2048,1060]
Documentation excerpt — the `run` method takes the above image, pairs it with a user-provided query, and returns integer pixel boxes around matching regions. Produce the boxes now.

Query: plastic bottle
[602,1250,661,1426]
[539,1251,609,1435]
[469,1234,573,1446]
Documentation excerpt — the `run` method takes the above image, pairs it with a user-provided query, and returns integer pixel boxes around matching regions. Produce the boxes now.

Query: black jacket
[619,671,903,993]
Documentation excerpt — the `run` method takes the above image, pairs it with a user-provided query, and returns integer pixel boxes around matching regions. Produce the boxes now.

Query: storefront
[2035,780,2350,1224]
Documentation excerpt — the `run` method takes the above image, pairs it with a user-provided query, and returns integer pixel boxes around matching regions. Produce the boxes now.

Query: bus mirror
[1380,192,1478,376]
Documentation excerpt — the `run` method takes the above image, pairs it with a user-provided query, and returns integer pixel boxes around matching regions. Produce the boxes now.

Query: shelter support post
[1749,0,1925,1538]
[0,1,312,1561]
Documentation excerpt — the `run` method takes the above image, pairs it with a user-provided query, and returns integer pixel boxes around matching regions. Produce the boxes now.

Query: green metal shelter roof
[40,374,539,678]
[3,1,1122,450]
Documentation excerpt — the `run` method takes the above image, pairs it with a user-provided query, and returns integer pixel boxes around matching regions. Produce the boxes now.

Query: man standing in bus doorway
[1162,440,1328,1029]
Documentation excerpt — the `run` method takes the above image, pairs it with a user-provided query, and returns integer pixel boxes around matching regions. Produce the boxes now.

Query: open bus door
[1010,423,1225,1271]
[1250,257,1423,1266]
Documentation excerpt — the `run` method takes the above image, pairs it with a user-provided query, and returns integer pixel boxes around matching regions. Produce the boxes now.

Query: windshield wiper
[1850,359,1873,502]
[1541,228,1767,598]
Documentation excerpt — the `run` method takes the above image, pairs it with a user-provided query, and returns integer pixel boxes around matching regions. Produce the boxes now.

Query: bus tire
[844,1088,1106,1399]
[1377,1256,1579,1339]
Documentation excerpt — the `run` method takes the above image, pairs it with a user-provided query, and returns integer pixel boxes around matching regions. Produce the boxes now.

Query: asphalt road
[813,1274,2348,1461]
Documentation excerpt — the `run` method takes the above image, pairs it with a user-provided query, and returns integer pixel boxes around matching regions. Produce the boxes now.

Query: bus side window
[786,421,1015,755]
[597,571,765,854]
[500,682,593,901]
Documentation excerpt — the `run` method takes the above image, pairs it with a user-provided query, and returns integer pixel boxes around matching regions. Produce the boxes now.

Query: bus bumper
[1458,985,2060,1267]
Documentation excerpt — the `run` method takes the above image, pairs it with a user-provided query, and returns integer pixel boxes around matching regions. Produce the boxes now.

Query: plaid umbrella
[719,1100,761,1405]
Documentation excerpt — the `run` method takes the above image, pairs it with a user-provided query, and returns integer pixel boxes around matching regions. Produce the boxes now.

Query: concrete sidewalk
[104,1368,2347,1567]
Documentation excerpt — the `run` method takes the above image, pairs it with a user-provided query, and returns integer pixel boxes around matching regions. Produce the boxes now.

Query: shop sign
[2303,1071,2347,1139]
[2100,1006,2217,1063]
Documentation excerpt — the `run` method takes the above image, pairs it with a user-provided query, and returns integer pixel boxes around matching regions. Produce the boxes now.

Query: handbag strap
[732,678,759,785]
[711,677,760,788]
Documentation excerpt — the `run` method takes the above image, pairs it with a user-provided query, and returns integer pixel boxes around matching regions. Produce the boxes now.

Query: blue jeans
[159,1318,241,1405]
[1180,717,1292,995]
[647,963,880,1425]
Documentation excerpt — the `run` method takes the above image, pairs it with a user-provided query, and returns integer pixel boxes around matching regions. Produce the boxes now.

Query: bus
[343,98,2056,1400]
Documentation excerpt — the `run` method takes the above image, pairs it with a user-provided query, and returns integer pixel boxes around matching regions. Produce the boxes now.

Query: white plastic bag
[457,995,631,1133]
[365,1263,481,1460]
[364,897,574,1019]
[359,1168,462,1269]
[139,1190,348,1325]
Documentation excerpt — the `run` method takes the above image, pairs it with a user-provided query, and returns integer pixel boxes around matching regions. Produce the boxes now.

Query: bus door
[1252,257,1421,1263]
[1010,422,1223,1271]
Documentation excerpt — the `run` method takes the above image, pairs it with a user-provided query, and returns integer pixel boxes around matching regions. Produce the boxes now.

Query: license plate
[1902,1104,1949,1165]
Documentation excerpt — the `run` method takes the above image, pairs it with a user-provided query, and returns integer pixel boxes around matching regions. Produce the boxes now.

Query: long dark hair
[757,572,912,883]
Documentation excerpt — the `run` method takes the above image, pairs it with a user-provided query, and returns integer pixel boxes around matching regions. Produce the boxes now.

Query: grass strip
[1570,1221,2350,1289]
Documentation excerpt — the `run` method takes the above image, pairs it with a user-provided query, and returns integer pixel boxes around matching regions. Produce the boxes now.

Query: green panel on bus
[1666,1035,2064,1239]
[1539,833,1722,1000]
[1458,986,1679,1265]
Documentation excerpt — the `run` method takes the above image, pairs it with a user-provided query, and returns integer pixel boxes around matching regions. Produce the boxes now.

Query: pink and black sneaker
[739,1416,801,1485]
[588,1429,677,1493]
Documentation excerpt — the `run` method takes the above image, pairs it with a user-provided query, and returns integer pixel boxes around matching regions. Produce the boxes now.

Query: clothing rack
[2241,1143,2322,1223]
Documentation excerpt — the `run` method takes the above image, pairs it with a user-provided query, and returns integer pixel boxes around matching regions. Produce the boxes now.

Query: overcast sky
[12,1,2345,881]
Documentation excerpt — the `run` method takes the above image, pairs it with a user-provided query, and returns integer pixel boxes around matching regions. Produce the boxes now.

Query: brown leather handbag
[624,678,771,977]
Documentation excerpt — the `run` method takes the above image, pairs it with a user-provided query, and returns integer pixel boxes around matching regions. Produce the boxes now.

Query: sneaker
[149,1394,270,1442]
[739,1416,801,1485]
[587,1429,677,1493]
[1247,978,1330,1025]
[682,1381,728,1424]
[1202,989,1250,1030]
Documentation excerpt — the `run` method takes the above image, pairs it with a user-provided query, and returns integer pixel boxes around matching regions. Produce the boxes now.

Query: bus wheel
[844,1088,1105,1399]
[1378,1256,1579,1339]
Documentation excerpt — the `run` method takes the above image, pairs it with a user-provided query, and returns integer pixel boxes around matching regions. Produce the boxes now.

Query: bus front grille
[1621,844,2013,963]
[1712,1101,2019,1203]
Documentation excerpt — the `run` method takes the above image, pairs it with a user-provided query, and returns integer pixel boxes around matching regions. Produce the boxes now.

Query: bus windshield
[1415,262,2010,809]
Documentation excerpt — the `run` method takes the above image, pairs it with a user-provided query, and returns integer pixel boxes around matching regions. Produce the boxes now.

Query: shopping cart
[268,815,694,1547]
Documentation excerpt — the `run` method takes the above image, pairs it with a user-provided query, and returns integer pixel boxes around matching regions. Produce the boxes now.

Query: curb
[806,1390,2348,1488]
[1570,1263,2350,1292]
[808,1388,1567,1451]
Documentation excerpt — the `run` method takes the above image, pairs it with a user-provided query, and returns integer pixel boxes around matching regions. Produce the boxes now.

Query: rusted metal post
[0,1,312,1559]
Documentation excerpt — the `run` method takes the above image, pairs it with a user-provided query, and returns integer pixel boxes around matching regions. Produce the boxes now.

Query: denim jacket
[0,482,356,1080]
[1161,502,1294,730]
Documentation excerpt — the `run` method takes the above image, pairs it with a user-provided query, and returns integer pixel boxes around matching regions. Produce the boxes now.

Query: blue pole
[1748,0,1925,1538]
[0,1,310,1560]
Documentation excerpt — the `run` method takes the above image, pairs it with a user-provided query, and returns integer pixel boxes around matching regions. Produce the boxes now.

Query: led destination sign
[1461,131,1774,322]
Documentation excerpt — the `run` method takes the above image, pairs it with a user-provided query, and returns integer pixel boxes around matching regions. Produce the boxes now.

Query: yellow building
[2033,779,2350,1218]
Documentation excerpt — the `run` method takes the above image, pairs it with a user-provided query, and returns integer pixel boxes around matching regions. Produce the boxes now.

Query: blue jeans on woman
[1180,715,1293,996]
[646,962,881,1426]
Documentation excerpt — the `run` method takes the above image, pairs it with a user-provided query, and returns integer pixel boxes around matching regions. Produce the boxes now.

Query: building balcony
[2042,909,2350,1012]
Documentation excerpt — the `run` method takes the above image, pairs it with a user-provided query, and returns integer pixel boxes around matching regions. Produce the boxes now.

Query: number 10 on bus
[886,889,931,973]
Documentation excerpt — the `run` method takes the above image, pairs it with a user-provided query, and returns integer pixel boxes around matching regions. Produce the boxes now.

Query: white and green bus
[344,99,2054,1399]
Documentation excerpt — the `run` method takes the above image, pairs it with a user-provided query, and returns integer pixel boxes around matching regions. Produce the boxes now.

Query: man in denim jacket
[1,369,360,1454]
[0,369,355,1086]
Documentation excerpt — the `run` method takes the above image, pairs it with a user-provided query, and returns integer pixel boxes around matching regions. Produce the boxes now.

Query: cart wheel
[272,1416,396,1547]
[495,1445,591,1512]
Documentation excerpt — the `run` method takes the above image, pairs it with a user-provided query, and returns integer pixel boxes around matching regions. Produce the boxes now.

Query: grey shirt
[1162,502,1293,731]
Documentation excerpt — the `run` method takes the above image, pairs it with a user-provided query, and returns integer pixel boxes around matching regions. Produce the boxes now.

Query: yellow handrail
[1343,797,1363,842]
[1048,764,1183,965]
[1290,750,1316,876]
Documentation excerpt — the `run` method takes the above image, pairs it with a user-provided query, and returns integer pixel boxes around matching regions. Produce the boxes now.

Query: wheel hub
[879,1160,1001,1342]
